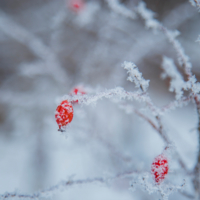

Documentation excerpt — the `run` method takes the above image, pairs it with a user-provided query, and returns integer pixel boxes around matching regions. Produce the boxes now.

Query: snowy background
[0,0,200,199]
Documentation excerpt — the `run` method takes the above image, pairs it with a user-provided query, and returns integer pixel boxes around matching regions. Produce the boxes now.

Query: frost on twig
[137,1,160,29]
[0,171,137,199]
[160,96,192,113]
[189,0,200,10]
[164,29,193,79]
[138,2,200,96]
[106,0,136,19]
[161,57,187,100]
[63,85,161,116]
[63,87,151,106]
[122,61,150,92]
[137,2,193,79]
[130,173,186,200]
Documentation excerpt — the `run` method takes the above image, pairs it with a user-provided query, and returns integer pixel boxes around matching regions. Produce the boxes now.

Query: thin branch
[159,26,192,80]
[0,171,137,199]
[136,2,193,80]
[119,103,188,171]
[160,96,193,113]
[63,87,160,116]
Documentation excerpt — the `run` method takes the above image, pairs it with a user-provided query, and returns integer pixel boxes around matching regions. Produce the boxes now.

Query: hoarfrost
[137,2,160,29]
[161,56,186,100]
[106,0,136,19]
[189,0,200,10]
[122,61,150,92]
[130,173,186,200]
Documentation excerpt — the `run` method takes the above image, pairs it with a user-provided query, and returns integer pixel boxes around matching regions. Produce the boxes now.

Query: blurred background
[0,0,199,199]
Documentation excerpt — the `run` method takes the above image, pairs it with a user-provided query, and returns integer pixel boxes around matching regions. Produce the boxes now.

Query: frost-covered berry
[70,86,86,104]
[55,100,73,132]
[151,154,169,184]
[68,0,85,13]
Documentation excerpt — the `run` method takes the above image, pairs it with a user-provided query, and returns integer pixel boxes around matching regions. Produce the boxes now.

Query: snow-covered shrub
[0,0,199,200]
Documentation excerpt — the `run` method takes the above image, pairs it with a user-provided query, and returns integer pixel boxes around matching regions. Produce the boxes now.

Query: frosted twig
[122,61,150,92]
[130,173,186,200]
[161,56,187,100]
[64,87,151,107]
[119,103,169,142]
[160,26,193,80]
[155,116,187,171]
[106,0,199,96]
[189,0,200,10]
[63,86,161,116]
[63,87,145,103]
[106,0,136,19]
[118,103,188,171]
[137,2,193,80]
[0,171,137,199]
[160,96,192,113]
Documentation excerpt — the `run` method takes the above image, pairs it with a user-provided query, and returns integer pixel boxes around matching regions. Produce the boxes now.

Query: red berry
[55,100,73,131]
[151,154,169,184]
[68,0,85,13]
[70,86,86,104]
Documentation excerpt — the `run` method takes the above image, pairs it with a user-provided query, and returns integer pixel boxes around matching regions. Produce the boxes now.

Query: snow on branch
[63,87,150,105]
[136,2,193,79]
[161,57,187,100]
[0,171,137,199]
[137,1,160,29]
[160,96,192,113]
[189,0,200,10]
[130,173,186,200]
[162,28,193,79]
[106,0,136,19]
[122,61,150,92]
[106,0,194,81]
[63,86,162,116]
[137,2,200,96]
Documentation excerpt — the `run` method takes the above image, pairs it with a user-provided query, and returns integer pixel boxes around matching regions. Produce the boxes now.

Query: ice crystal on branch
[130,173,186,200]
[137,2,160,29]
[106,0,136,19]
[188,76,200,94]
[161,56,186,100]
[63,87,151,106]
[189,0,200,10]
[122,61,150,92]
[137,1,193,79]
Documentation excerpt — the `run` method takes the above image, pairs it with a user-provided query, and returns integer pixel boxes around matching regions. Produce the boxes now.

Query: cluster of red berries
[55,86,86,132]
[151,154,169,184]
